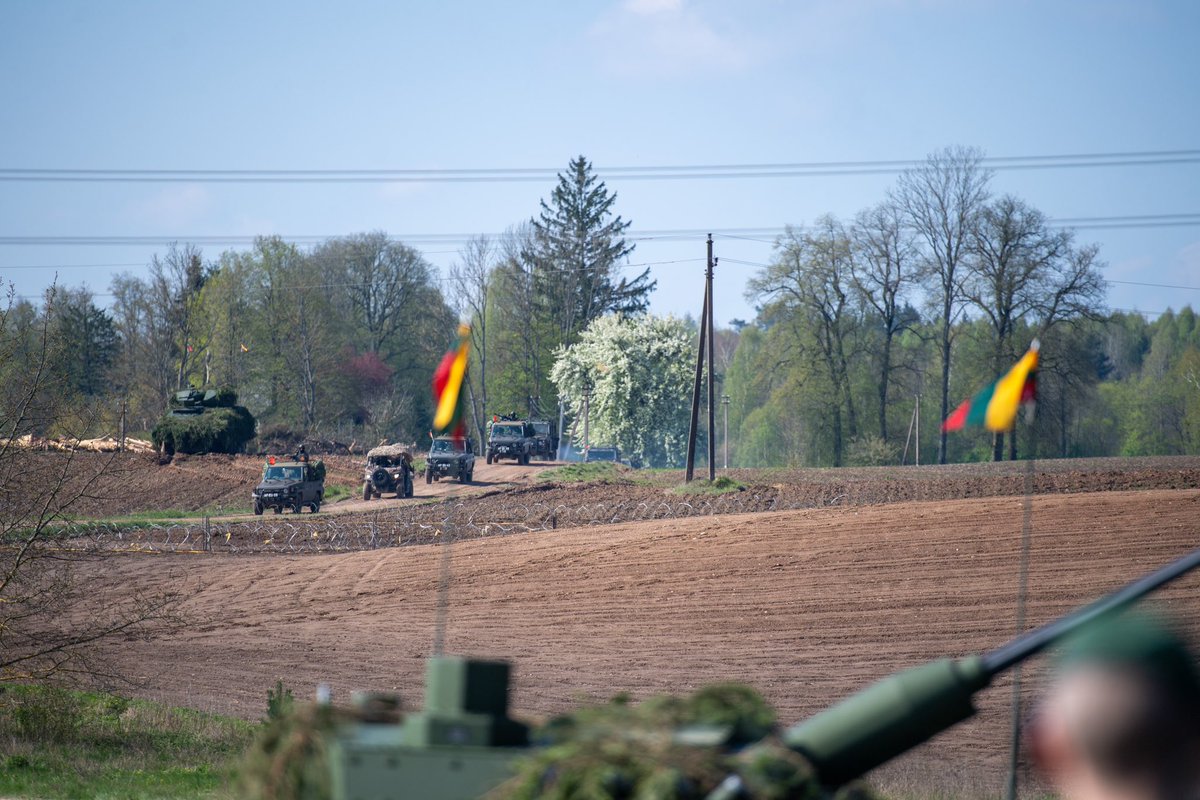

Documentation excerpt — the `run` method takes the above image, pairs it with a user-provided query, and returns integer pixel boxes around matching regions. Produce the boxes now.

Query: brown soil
[13,454,1200,794]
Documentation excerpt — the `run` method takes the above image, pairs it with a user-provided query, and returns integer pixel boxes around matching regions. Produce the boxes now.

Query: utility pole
[582,384,591,456]
[721,394,730,469]
[685,235,715,482]
[700,256,710,482]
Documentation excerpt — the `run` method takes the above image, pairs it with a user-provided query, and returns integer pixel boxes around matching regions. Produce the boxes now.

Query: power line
[2,149,1199,183]
[2,213,1198,249]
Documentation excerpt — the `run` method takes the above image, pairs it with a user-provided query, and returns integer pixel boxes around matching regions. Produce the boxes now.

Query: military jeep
[252,456,325,514]
[426,436,475,484]
[362,444,414,500]
[486,421,534,465]
[528,419,559,461]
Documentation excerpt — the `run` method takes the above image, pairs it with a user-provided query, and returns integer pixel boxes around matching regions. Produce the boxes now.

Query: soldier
[1030,611,1200,800]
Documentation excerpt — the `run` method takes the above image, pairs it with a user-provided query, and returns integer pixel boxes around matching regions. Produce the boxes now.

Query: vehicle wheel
[406,478,414,498]
[273,505,282,514]
[464,468,473,483]
[254,502,263,516]
[486,452,492,464]
[310,501,320,513]
[294,501,303,514]
[521,452,529,466]
[362,482,371,501]
[425,468,433,484]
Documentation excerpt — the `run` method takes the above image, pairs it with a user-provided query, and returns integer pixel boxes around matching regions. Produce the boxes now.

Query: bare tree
[448,235,496,445]
[964,195,1107,459]
[0,286,181,684]
[893,146,992,463]
[749,217,862,466]
[851,200,920,443]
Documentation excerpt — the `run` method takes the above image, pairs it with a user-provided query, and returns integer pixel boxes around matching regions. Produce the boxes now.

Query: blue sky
[2,0,1197,327]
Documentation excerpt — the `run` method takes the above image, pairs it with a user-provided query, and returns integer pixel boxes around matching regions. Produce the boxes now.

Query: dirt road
[84,487,1200,795]
[333,459,559,514]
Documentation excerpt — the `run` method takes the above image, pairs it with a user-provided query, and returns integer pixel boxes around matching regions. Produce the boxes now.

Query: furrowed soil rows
[70,485,1200,795]
[12,454,1200,795]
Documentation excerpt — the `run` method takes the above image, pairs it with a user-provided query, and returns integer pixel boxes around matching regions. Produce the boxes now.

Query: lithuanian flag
[432,323,471,437]
[942,340,1039,433]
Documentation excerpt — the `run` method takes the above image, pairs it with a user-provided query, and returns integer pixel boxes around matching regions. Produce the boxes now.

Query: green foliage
[536,462,627,483]
[0,683,253,799]
[844,435,899,467]
[266,679,295,722]
[152,404,256,455]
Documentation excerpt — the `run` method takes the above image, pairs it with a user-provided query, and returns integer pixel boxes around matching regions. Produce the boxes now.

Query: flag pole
[1005,403,1037,800]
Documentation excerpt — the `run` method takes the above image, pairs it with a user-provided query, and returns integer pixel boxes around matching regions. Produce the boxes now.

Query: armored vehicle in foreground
[486,420,533,465]
[241,547,1200,799]
[362,444,415,500]
[426,436,474,484]
[252,454,325,514]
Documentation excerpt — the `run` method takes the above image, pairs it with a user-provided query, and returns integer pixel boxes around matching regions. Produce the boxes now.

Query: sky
[2,0,1198,328]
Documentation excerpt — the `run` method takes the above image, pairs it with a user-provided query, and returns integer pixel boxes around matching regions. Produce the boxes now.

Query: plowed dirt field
[63,455,1200,796]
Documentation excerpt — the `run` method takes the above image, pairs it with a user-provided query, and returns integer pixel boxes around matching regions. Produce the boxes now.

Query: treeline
[2,233,456,447]
[0,156,653,451]
[723,146,1198,466]
[3,147,1197,464]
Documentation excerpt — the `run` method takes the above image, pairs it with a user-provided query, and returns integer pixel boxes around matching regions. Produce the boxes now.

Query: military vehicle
[486,420,533,465]
[582,445,619,463]
[527,419,558,461]
[252,453,325,514]
[426,436,475,484]
[151,387,255,456]
[362,444,415,500]
[243,547,1200,799]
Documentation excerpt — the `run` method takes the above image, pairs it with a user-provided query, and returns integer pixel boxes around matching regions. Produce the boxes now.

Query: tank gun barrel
[774,546,1200,790]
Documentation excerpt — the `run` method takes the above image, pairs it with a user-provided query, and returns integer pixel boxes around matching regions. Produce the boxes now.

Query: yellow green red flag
[942,340,1039,433]
[432,323,470,437]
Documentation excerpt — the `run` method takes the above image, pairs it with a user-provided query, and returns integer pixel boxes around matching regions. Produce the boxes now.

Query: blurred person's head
[1031,610,1200,800]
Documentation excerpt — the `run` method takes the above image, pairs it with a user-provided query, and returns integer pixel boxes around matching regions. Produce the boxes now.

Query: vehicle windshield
[533,422,549,434]
[492,424,523,437]
[431,439,465,453]
[265,465,302,481]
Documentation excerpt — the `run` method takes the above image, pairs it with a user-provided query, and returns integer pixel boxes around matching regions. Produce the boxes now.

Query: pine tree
[526,155,655,342]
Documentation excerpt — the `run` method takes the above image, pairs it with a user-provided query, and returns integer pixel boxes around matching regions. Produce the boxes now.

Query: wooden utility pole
[685,235,715,483]
[706,252,717,481]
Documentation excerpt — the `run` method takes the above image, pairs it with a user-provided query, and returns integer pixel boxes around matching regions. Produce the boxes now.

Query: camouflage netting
[490,684,879,800]
[152,388,256,455]
[152,405,256,454]
[238,702,348,800]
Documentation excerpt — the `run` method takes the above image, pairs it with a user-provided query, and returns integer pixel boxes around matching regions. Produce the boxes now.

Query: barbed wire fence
[43,466,1083,556]
[50,491,814,555]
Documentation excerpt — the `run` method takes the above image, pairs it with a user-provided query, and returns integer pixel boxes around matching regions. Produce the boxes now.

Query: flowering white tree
[550,314,694,467]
